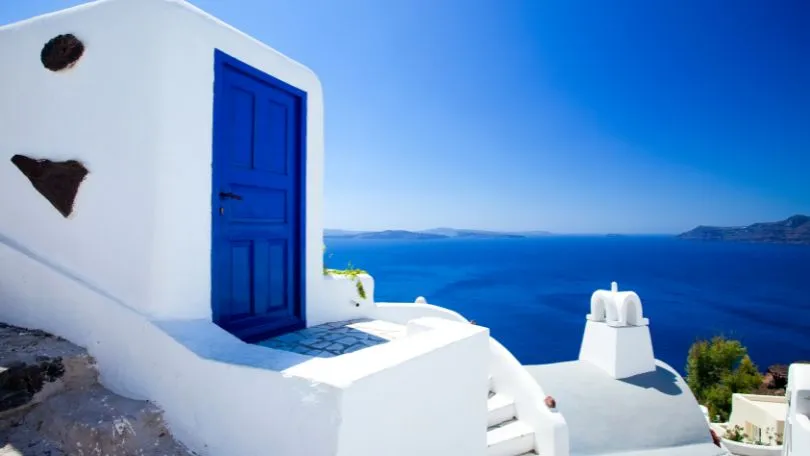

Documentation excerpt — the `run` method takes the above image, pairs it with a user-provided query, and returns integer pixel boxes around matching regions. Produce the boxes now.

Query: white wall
[1,239,492,456]
[0,0,166,316]
[0,0,338,322]
[785,364,810,456]
[335,318,489,456]
[0,239,343,456]
[145,0,327,320]
[722,439,782,456]
[309,273,376,326]
[371,301,570,456]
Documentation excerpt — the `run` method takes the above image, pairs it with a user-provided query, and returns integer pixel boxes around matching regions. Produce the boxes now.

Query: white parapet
[578,282,656,379]
[785,363,810,456]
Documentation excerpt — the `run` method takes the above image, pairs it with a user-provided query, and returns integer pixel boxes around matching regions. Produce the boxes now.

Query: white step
[487,392,517,427]
[487,419,535,456]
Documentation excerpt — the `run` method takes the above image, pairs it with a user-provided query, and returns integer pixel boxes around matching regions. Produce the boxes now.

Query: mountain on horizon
[677,214,810,245]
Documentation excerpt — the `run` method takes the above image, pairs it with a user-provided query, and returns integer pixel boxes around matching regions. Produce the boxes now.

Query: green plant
[723,424,746,442]
[327,262,367,299]
[322,245,368,300]
[685,336,763,422]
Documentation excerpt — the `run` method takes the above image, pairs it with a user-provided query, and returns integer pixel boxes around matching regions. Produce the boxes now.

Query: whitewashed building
[730,394,787,445]
[0,1,744,455]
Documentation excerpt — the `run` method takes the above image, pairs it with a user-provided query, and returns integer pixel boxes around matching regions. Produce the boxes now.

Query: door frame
[210,49,308,340]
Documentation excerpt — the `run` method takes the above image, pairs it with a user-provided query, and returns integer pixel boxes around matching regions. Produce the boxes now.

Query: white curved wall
[372,301,570,456]
[722,439,782,456]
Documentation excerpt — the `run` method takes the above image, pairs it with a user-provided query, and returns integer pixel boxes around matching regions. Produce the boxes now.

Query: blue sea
[324,236,810,373]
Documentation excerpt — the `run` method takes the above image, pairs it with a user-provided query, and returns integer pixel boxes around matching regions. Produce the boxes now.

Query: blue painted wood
[211,49,307,342]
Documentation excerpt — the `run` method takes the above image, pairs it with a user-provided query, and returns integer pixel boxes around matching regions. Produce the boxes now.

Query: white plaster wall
[335,318,489,456]
[0,242,343,456]
[730,394,786,438]
[0,0,166,316]
[0,0,341,322]
[578,320,656,379]
[308,273,376,326]
[722,439,782,456]
[1,240,496,456]
[370,301,570,456]
[144,0,327,320]
[785,364,810,456]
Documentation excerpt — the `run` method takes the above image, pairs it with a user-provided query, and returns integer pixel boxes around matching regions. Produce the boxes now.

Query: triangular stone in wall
[10,155,89,218]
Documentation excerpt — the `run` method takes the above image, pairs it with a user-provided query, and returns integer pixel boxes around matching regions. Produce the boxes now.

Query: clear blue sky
[3,0,809,234]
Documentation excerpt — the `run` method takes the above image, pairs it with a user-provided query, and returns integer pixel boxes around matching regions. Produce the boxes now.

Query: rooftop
[527,359,726,456]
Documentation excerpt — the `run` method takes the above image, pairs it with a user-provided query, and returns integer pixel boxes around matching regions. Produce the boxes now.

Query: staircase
[487,376,538,455]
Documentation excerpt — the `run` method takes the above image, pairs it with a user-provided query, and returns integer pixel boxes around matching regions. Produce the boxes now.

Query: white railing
[370,300,570,456]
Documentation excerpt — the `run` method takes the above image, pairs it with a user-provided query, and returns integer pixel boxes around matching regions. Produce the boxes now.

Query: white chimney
[578,281,656,379]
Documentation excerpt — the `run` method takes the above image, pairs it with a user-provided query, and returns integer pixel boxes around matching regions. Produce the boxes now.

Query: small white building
[728,394,787,445]
[0,1,734,456]
[0,1,565,455]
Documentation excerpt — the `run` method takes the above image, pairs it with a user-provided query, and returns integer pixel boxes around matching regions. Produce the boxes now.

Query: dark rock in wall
[40,34,85,71]
[10,155,89,218]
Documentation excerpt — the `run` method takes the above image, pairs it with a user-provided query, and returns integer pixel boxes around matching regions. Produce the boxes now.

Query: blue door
[211,50,306,342]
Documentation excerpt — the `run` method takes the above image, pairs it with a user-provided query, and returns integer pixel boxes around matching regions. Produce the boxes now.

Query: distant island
[677,214,810,245]
[324,228,553,240]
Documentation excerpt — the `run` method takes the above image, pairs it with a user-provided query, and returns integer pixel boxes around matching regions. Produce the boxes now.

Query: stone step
[487,419,535,456]
[0,323,190,456]
[487,392,517,428]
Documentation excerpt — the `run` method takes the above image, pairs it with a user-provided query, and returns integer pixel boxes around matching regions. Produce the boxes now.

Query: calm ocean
[324,236,810,373]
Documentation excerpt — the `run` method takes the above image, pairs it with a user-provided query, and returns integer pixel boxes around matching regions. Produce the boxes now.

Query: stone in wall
[0,323,194,456]
[40,34,85,72]
[10,155,89,218]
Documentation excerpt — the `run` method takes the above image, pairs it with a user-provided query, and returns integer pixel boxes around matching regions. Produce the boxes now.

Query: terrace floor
[256,318,406,358]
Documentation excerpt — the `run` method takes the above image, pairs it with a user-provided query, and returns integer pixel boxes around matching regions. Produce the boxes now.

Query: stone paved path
[256,318,405,358]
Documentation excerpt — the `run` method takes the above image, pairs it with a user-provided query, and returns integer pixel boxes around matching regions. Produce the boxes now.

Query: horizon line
[324,228,681,236]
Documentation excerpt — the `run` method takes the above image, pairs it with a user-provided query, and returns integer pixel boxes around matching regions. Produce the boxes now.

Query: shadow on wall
[619,365,683,396]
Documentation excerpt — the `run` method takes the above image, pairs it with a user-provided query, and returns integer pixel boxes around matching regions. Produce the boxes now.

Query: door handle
[219,191,243,200]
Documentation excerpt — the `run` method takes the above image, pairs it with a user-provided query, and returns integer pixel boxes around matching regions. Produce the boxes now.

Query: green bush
[685,336,762,422]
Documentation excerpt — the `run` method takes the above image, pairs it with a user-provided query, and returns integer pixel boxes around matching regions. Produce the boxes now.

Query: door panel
[211,50,306,342]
